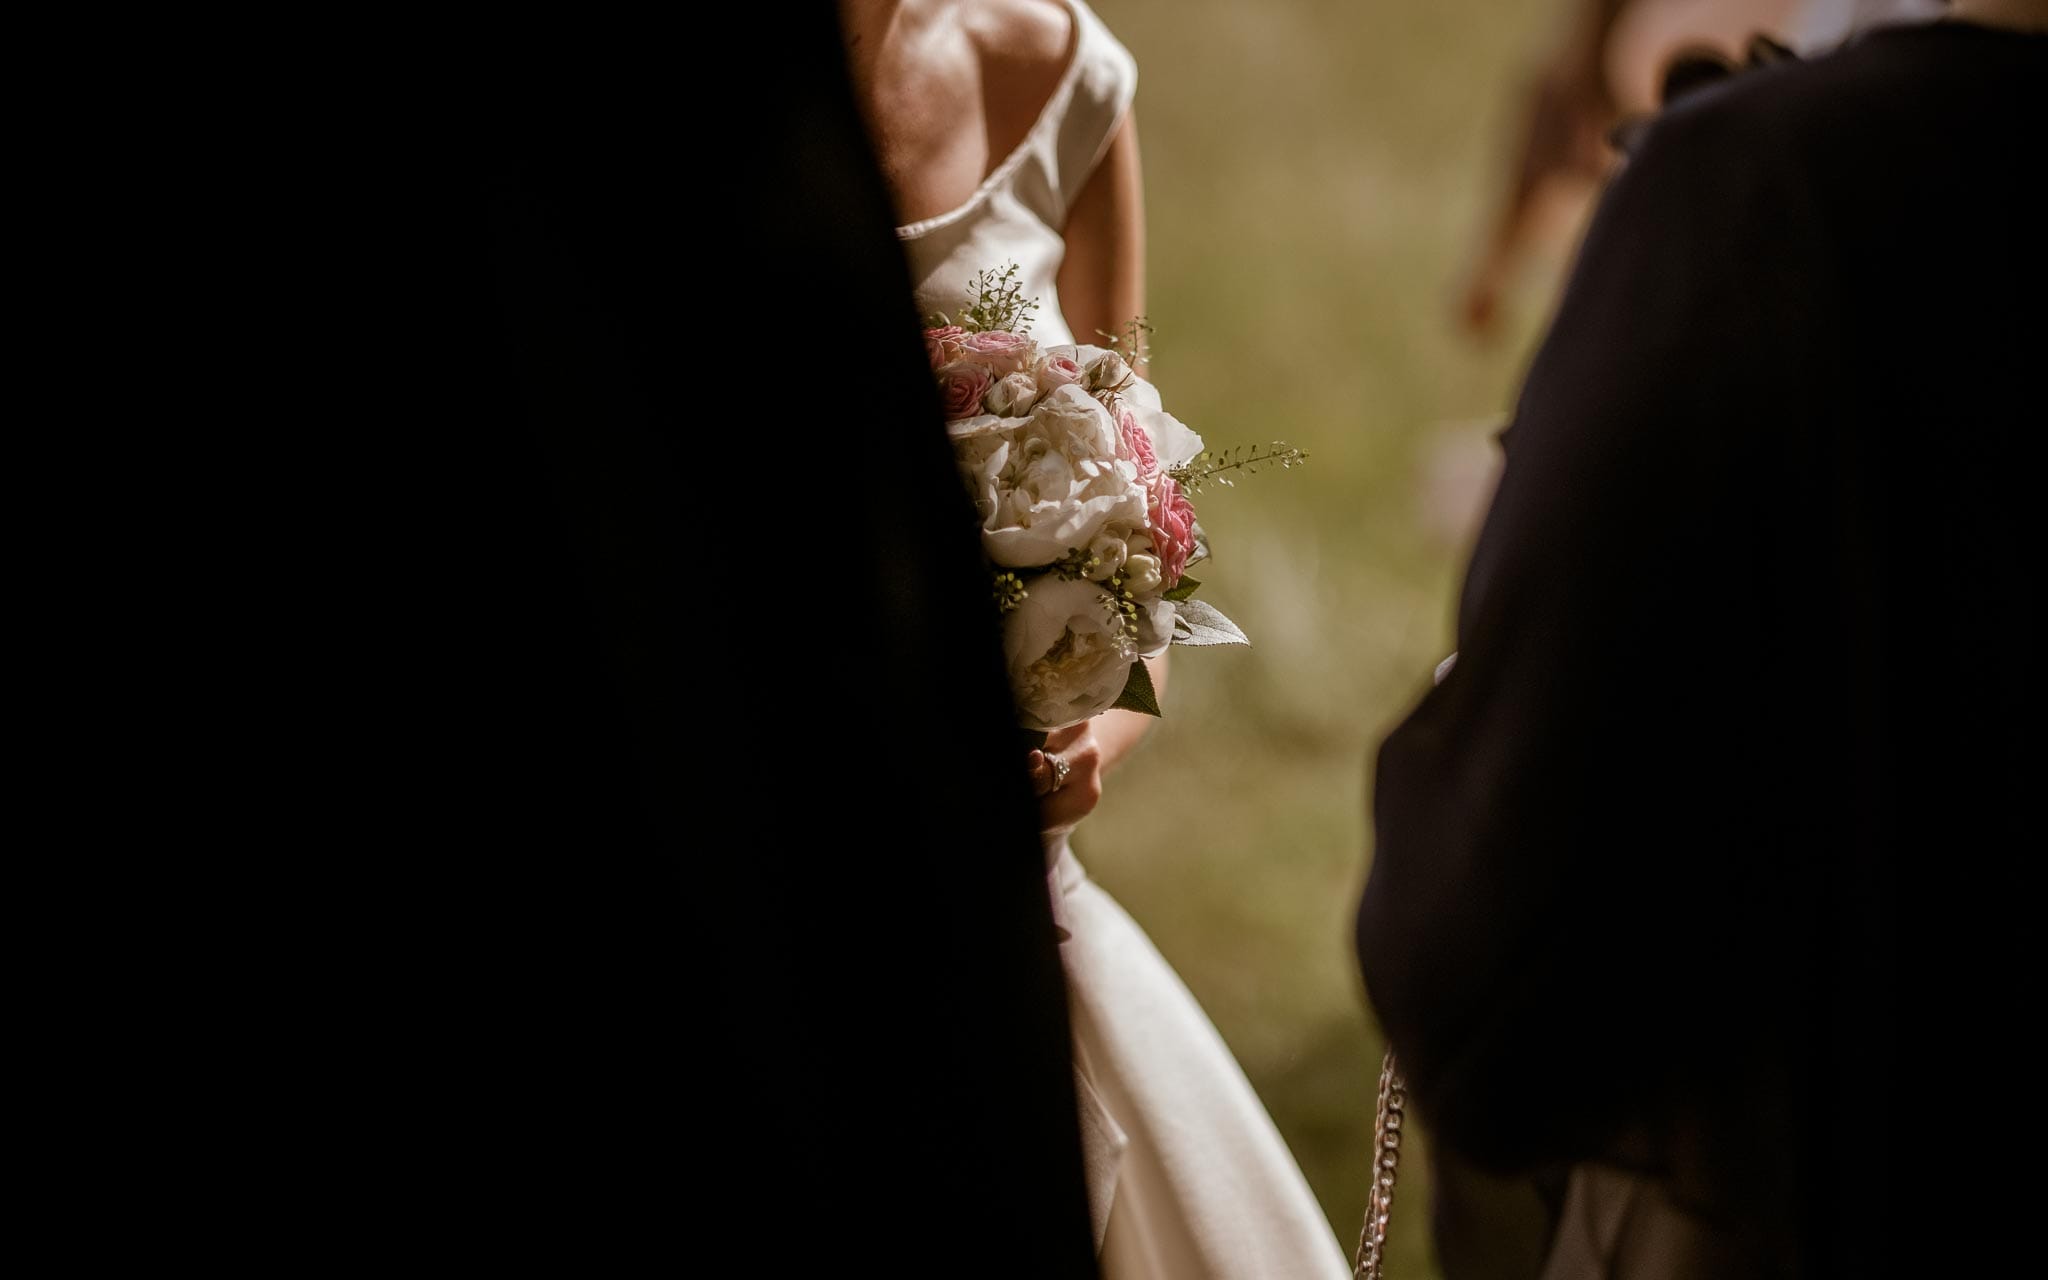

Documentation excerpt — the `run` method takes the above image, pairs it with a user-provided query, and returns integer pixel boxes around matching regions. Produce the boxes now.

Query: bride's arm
[1060,111,1162,780]
[1028,113,1159,834]
[1057,111,1144,345]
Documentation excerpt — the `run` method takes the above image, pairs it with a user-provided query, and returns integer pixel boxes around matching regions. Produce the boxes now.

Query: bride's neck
[1949,0,2048,33]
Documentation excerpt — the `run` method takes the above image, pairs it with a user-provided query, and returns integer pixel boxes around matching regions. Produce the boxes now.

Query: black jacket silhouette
[224,10,1101,1273]
[1359,22,2045,1278]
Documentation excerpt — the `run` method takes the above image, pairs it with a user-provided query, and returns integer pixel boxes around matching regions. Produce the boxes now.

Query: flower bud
[1084,351,1131,391]
[1123,553,1164,596]
[1083,533,1129,582]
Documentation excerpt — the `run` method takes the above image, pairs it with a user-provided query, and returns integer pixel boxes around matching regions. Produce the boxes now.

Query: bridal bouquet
[930,266,1305,732]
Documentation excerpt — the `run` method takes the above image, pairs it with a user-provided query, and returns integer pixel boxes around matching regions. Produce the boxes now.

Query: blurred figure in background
[1361,1,2043,1277]
[1457,0,1945,337]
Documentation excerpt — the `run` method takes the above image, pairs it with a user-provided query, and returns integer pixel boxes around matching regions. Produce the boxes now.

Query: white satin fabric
[897,0,1134,349]
[1052,841,1352,1278]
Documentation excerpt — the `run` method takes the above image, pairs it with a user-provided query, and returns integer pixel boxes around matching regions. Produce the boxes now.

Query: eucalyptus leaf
[1171,599,1251,648]
[1109,659,1163,717]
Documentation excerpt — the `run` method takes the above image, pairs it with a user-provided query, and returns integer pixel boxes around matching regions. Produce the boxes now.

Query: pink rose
[1033,352,1084,395]
[925,325,967,370]
[936,360,996,421]
[1118,406,1159,480]
[1147,472,1196,586]
[960,329,1034,376]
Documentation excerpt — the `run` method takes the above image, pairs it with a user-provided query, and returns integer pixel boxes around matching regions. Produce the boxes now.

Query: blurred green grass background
[1076,3,1574,1274]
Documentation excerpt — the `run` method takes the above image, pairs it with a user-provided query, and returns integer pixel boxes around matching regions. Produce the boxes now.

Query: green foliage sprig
[945,264,1038,335]
[1050,552,1144,650]
[1095,316,1155,370]
[1168,443,1311,496]
[992,571,1029,615]
[1099,569,1143,651]
[1053,547,1104,581]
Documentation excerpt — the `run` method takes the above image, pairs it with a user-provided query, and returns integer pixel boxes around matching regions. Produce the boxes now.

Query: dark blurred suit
[1359,22,2043,1279]
[242,10,1101,1274]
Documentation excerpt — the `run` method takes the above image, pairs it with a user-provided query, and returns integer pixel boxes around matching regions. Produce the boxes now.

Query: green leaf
[1109,660,1162,717]
[1171,599,1251,648]
[1164,576,1202,602]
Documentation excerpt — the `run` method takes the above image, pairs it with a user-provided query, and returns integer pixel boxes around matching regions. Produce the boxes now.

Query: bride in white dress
[842,3,1351,1275]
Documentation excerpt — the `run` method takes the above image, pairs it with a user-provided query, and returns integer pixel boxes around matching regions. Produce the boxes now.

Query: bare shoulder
[962,0,1076,81]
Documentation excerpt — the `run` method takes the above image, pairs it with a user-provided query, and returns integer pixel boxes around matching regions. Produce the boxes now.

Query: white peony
[1003,574,1141,730]
[970,385,1148,569]
[984,371,1042,418]
[1062,344,1205,468]
[949,413,1015,529]
[1124,399,1204,470]
[1132,591,1174,659]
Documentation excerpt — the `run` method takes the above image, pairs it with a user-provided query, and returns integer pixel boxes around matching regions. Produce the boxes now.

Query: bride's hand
[1029,721,1104,837]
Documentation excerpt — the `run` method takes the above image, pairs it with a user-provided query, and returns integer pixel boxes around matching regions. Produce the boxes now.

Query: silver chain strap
[1352,1051,1406,1279]
[1358,651,1436,1279]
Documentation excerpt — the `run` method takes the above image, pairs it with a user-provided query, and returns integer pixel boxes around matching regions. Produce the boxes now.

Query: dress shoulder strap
[1015,0,1138,229]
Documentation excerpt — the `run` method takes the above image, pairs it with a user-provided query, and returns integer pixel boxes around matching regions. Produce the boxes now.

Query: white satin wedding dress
[898,4,1349,1276]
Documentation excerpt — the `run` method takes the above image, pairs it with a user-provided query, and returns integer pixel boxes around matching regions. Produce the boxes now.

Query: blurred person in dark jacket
[1359,3,2044,1277]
